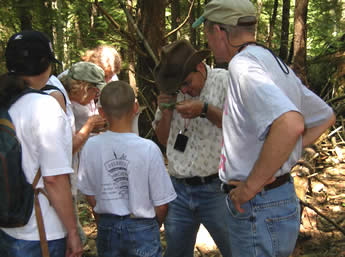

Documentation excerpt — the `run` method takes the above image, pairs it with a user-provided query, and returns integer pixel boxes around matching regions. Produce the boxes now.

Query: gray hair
[205,17,256,38]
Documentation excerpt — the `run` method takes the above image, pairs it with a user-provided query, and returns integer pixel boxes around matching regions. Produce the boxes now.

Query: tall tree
[279,0,290,61]
[171,0,180,41]
[268,0,278,48]
[292,0,309,87]
[15,0,32,30]
[137,0,166,137]
[189,1,196,47]
[126,0,137,95]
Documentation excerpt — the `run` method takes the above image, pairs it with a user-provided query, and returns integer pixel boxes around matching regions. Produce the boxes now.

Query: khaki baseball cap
[68,61,106,91]
[192,0,257,28]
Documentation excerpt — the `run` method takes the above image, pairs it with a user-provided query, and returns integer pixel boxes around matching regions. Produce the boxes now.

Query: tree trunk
[126,0,137,95]
[279,0,290,62]
[14,0,33,30]
[137,0,166,138]
[171,0,180,41]
[268,0,278,48]
[256,0,263,39]
[292,0,309,87]
[50,0,64,73]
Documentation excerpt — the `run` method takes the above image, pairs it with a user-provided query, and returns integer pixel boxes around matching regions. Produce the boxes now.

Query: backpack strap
[41,84,67,106]
[0,118,15,131]
[8,88,47,108]
[32,169,50,257]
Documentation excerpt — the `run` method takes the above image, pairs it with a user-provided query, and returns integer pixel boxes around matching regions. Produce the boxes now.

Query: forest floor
[78,163,345,257]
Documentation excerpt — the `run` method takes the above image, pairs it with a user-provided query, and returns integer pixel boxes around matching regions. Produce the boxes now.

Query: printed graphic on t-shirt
[102,153,129,200]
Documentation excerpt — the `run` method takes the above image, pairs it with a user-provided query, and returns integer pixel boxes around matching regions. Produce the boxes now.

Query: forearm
[155,110,173,146]
[245,111,305,193]
[302,113,336,147]
[154,204,168,227]
[72,122,93,154]
[204,103,223,128]
[44,174,78,234]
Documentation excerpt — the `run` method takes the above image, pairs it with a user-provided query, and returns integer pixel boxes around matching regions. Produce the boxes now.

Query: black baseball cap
[5,30,61,76]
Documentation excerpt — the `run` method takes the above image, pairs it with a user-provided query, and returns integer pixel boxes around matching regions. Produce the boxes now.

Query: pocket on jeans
[265,203,300,257]
[96,223,113,255]
[226,196,252,220]
[127,219,161,257]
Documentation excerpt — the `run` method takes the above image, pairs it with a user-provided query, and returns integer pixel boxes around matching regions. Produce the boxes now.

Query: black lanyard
[237,42,290,75]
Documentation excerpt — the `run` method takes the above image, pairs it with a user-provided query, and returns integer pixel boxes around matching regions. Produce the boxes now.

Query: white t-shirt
[46,75,76,134]
[77,131,177,218]
[219,45,334,182]
[46,75,81,196]
[1,93,73,240]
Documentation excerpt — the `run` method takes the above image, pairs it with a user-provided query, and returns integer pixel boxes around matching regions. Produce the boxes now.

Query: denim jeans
[164,177,232,257]
[97,214,162,257]
[0,229,66,257]
[226,178,300,257]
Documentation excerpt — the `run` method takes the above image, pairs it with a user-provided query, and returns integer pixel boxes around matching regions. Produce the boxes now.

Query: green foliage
[0,0,344,108]
[308,0,345,56]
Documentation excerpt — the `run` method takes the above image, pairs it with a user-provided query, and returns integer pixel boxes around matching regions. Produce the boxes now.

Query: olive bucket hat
[153,40,210,94]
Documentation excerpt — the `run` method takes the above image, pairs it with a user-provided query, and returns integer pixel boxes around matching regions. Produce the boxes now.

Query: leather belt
[221,173,291,194]
[175,173,219,186]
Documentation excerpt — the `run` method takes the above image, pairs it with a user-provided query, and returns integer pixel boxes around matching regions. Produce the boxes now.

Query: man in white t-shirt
[0,30,82,257]
[193,0,336,256]
[77,81,176,257]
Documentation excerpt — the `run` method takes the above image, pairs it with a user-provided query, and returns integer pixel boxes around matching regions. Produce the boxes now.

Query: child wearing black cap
[0,30,83,257]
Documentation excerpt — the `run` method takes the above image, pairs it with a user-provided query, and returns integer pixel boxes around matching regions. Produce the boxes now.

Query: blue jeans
[0,229,66,257]
[164,177,232,257]
[226,178,300,257]
[97,214,162,257]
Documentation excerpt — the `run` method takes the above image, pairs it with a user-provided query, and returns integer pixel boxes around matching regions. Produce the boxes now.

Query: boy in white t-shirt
[77,81,177,257]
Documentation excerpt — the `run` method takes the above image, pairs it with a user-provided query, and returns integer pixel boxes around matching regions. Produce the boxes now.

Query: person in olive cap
[193,0,336,256]
[58,61,107,135]
[44,62,108,245]
[0,30,83,257]
[153,39,231,257]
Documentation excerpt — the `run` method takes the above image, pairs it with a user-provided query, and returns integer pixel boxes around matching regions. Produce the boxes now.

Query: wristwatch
[200,102,208,118]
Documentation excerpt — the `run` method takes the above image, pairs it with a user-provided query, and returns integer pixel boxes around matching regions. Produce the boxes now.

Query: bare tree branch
[117,0,159,65]
[301,200,345,236]
[164,0,195,39]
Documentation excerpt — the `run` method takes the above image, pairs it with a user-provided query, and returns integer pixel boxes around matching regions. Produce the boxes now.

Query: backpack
[0,88,46,227]
[0,88,51,256]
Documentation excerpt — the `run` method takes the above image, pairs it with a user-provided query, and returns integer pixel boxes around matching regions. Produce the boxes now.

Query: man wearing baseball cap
[194,1,335,256]
[0,30,83,257]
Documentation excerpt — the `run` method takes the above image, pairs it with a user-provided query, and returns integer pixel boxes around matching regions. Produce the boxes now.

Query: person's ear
[196,62,205,73]
[213,24,222,34]
[98,107,106,119]
[133,99,139,115]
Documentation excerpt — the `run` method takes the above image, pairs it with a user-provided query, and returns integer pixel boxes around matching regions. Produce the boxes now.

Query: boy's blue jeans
[226,178,300,257]
[164,177,232,257]
[97,214,162,257]
[0,229,66,257]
